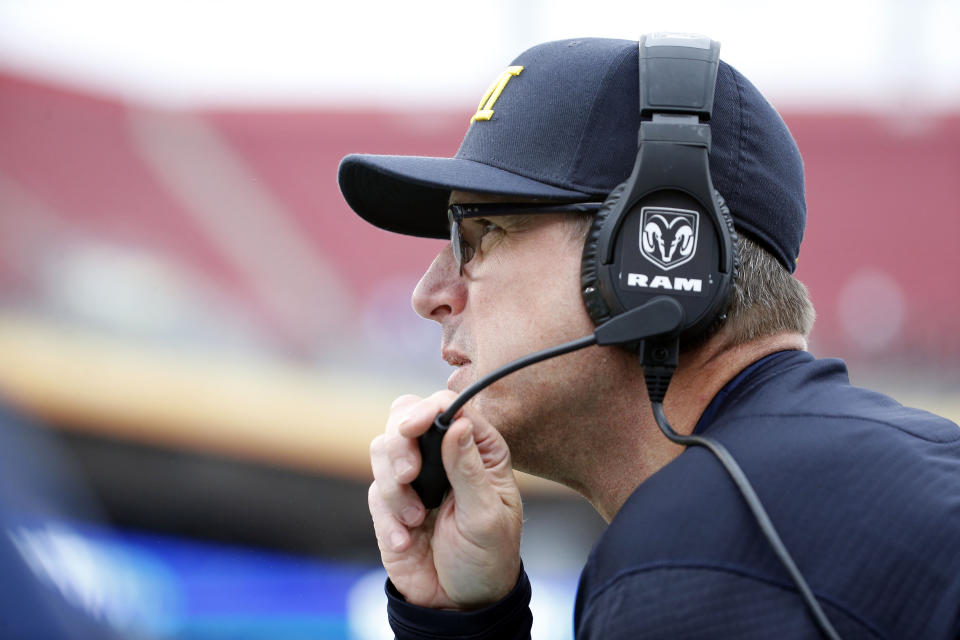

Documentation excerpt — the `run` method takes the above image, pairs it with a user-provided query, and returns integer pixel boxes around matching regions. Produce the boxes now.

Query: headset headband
[639,33,720,121]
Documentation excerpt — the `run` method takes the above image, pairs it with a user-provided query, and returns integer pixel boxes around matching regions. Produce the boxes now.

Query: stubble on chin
[469,379,564,474]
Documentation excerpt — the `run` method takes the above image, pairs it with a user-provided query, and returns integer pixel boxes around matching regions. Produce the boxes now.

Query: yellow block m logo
[471,66,524,123]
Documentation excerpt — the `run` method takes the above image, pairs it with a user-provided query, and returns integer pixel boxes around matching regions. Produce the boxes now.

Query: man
[338,37,960,639]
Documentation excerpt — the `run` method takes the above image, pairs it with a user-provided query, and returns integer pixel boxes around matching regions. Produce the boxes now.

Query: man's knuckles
[369,433,386,458]
[390,394,422,411]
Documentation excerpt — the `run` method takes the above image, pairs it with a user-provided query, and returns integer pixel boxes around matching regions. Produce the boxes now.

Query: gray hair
[722,233,816,344]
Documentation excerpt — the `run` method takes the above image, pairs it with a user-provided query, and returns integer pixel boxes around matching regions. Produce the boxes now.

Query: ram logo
[639,207,699,270]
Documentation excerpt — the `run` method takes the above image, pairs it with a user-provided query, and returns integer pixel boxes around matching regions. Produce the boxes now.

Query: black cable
[425,322,840,638]
[438,334,598,424]
[426,315,842,638]
[415,333,601,508]
[436,299,682,427]
[414,302,683,509]
[650,402,842,640]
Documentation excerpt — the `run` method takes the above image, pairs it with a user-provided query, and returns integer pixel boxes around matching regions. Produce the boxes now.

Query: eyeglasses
[447,201,603,275]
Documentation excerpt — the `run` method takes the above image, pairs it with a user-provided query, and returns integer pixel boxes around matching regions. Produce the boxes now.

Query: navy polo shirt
[388,351,960,639]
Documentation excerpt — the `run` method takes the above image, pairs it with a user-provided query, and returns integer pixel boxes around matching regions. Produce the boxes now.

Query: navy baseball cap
[338,37,806,272]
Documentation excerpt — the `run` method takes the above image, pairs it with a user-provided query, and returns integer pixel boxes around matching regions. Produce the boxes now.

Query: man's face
[411,193,618,471]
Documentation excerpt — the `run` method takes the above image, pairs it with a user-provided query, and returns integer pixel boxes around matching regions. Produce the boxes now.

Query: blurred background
[0,0,957,638]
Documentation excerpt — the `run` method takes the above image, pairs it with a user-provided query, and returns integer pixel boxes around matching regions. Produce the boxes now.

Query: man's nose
[412,245,467,322]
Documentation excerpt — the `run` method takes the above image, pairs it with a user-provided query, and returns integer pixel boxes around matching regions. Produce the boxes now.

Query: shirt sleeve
[385,568,532,640]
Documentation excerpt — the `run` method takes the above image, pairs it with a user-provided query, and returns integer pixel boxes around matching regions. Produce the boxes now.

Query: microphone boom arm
[411,298,684,508]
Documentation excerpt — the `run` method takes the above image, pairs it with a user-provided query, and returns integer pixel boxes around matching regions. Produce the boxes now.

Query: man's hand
[368,391,523,609]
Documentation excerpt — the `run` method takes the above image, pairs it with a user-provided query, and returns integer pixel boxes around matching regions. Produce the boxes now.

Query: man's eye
[461,218,504,259]
[464,218,497,243]
[479,219,500,236]
[476,219,504,249]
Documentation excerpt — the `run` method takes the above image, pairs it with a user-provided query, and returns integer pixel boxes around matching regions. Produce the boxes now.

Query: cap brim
[338,154,593,239]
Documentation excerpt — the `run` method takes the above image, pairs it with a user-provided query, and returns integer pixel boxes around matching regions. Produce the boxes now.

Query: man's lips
[442,348,472,392]
[442,348,471,368]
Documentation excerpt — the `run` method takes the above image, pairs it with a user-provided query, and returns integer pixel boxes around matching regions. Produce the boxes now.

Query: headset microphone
[412,297,684,509]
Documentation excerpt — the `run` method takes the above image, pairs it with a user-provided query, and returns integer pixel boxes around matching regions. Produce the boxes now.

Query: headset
[581,32,737,365]
[411,33,842,639]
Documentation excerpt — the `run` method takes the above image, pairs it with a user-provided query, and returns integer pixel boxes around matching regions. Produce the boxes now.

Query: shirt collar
[692,350,804,435]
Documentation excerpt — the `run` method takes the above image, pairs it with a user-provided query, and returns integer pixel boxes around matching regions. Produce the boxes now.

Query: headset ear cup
[581,182,628,325]
[582,186,739,339]
[712,188,740,291]
[703,188,739,339]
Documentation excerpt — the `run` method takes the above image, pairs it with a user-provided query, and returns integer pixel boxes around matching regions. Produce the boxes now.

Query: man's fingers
[462,406,513,478]
[371,431,419,485]
[370,434,426,526]
[390,394,421,411]
[386,394,424,436]
[378,392,439,504]
[368,481,414,553]
[372,391,459,525]
[395,390,458,439]
[442,418,505,522]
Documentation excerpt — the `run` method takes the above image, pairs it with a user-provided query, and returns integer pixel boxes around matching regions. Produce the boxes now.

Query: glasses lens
[448,206,479,275]
[459,227,477,265]
[448,208,463,270]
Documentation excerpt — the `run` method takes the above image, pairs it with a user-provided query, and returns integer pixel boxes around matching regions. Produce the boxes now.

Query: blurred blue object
[0,401,581,639]
[84,528,372,639]
[0,399,371,639]
[0,400,133,639]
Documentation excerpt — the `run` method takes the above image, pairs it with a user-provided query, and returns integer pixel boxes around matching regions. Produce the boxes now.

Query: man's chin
[446,363,474,394]
[471,392,524,438]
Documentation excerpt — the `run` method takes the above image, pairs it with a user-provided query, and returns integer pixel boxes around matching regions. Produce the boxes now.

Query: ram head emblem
[639,207,699,270]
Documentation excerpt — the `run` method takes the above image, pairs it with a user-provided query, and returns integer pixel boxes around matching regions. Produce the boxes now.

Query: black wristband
[385,566,533,640]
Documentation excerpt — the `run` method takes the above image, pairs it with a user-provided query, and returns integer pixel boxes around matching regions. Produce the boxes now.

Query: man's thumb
[442,418,497,514]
